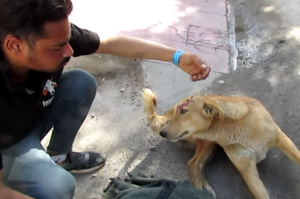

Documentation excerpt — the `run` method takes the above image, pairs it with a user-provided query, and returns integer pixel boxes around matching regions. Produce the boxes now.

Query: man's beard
[45,57,71,73]
[57,57,71,70]
[26,49,71,73]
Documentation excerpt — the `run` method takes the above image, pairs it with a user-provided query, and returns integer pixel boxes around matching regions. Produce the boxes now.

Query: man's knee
[3,145,76,199]
[59,68,98,101]
[36,169,76,199]
[7,167,76,199]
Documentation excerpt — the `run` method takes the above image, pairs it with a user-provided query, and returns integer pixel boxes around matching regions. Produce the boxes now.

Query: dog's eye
[180,109,188,114]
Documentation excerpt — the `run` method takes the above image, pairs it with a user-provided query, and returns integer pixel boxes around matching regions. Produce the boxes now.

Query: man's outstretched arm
[95,36,211,81]
[96,36,176,62]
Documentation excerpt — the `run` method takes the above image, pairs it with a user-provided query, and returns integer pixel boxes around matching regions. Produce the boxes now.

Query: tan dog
[141,88,300,199]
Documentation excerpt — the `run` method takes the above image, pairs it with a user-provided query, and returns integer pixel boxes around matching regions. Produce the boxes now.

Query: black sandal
[61,151,106,174]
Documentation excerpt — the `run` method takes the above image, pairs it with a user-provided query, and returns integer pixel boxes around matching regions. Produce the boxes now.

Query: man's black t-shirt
[0,23,100,170]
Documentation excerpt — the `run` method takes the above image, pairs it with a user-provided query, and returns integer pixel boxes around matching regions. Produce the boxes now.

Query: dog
[141,88,300,199]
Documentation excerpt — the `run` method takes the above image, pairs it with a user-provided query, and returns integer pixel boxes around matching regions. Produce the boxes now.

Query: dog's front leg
[224,145,270,199]
[188,139,217,198]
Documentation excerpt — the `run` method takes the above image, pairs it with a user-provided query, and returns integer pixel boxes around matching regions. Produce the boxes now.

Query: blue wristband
[172,49,184,67]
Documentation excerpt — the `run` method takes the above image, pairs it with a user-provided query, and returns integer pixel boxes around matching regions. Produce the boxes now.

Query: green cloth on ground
[102,173,214,199]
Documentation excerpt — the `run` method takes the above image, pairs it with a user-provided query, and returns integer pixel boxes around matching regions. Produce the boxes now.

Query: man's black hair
[0,0,73,46]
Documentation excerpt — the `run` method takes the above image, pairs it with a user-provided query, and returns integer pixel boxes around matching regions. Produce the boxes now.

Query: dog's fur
[142,88,300,199]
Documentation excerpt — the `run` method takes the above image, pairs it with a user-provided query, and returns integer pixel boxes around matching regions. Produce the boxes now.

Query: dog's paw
[191,177,216,198]
[190,177,204,190]
[204,184,216,199]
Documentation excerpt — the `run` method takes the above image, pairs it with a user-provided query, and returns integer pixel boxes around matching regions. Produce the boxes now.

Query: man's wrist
[172,49,185,67]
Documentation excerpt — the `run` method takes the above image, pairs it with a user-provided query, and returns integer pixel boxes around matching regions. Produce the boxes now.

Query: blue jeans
[1,69,98,199]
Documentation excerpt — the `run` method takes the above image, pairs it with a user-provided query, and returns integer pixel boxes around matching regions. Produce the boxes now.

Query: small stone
[120,88,126,92]
[90,174,97,178]
[135,101,142,106]
[91,114,95,118]
[217,80,225,84]
[130,71,135,77]
[150,145,157,151]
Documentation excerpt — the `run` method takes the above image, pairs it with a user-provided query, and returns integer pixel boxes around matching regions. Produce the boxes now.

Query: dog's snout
[159,131,167,138]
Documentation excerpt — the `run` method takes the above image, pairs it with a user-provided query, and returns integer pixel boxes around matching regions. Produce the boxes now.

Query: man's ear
[3,34,23,54]
[202,100,225,119]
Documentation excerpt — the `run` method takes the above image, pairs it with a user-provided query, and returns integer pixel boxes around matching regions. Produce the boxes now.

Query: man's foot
[60,151,106,174]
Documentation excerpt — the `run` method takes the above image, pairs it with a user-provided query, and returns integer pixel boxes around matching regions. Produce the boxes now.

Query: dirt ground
[41,0,300,198]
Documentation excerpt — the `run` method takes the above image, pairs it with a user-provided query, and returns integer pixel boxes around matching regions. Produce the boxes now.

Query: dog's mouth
[169,131,189,142]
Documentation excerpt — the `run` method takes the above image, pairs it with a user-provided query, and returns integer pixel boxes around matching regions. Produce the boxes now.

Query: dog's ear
[202,100,225,119]
[202,98,249,120]
[152,95,157,107]
[142,88,157,108]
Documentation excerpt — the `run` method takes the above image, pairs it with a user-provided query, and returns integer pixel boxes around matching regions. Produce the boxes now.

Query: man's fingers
[191,75,198,81]
[190,67,211,81]
[186,55,211,81]
[202,66,211,79]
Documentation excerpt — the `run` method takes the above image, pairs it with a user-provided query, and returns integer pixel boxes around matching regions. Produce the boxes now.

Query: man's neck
[9,65,30,77]
[9,65,30,85]
[5,59,30,84]
[3,50,29,74]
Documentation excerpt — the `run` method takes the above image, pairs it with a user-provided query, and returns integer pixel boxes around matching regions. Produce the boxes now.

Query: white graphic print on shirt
[42,79,58,107]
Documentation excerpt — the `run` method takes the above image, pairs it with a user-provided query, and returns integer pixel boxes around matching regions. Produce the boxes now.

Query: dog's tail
[141,88,165,134]
[275,127,300,165]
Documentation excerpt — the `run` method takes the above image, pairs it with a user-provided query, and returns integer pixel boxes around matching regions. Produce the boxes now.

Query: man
[0,0,211,199]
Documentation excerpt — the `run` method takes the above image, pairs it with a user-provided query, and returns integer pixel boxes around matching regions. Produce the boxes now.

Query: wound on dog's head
[177,98,193,110]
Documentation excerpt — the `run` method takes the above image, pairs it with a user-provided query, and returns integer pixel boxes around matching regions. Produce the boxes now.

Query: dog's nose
[159,131,167,138]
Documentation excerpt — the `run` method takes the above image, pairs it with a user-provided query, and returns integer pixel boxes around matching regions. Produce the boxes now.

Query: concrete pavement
[41,0,300,198]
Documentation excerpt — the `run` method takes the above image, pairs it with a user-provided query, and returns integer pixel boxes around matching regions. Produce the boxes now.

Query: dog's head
[141,88,223,141]
[158,96,225,142]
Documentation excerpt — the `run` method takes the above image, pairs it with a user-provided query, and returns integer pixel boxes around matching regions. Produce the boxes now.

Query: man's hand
[0,184,34,199]
[0,171,34,199]
[178,53,211,81]
[179,53,211,81]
